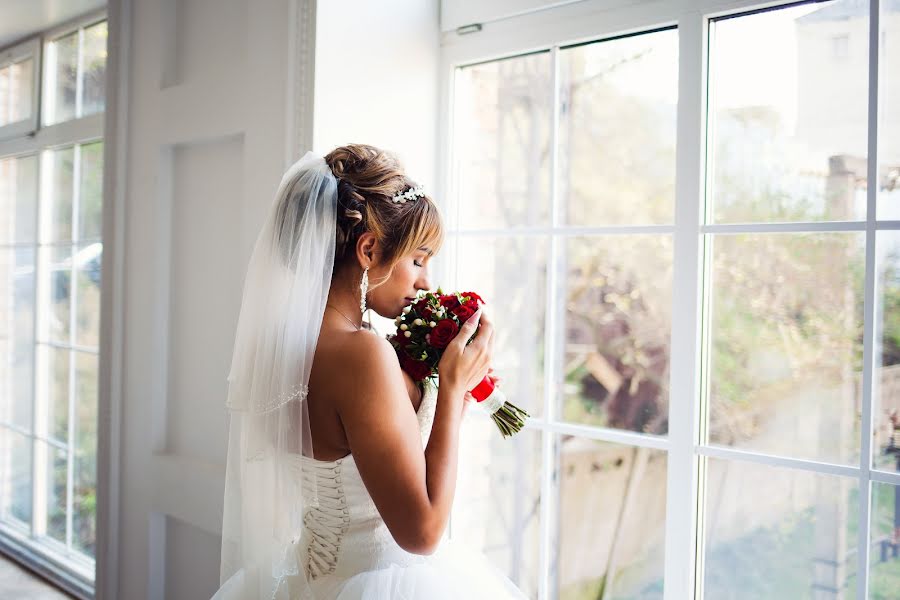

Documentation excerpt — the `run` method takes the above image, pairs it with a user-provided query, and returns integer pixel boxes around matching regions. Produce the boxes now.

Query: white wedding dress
[274,382,528,599]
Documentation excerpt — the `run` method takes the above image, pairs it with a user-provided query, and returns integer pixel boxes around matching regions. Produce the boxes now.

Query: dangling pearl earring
[359,266,369,314]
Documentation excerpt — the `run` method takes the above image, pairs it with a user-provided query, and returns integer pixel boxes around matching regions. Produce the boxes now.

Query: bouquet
[387,288,529,438]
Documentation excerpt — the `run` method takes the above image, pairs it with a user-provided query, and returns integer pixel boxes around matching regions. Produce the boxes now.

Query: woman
[213,144,527,599]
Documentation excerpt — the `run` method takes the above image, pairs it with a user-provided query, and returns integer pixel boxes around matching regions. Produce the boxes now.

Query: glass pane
[41,147,75,243]
[44,32,78,125]
[78,142,104,241]
[0,153,38,244]
[708,233,864,464]
[561,235,672,434]
[559,29,678,226]
[557,437,666,599]
[38,245,72,343]
[879,0,900,217]
[703,459,856,599]
[0,66,8,125]
[0,428,32,524]
[454,52,552,230]
[73,350,97,557]
[10,58,34,123]
[868,483,900,597]
[709,1,869,223]
[455,235,547,417]
[0,247,35,430]
[40,345,70,445]
[453,424,541,598]
[44,442,67,543]
[75,243,102,349]
[81,22,107,117]
[876,232,900,471]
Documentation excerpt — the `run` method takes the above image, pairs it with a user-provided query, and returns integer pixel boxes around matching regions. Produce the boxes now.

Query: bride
[213,144,527,599]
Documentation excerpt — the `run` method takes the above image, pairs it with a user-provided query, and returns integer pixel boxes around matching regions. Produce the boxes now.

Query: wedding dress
[277,382,528,599]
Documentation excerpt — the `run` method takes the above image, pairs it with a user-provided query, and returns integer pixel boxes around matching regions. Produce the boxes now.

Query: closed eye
[414,260,423,268]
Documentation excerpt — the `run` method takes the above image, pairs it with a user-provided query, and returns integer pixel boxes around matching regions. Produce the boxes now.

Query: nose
[418,266,432,291]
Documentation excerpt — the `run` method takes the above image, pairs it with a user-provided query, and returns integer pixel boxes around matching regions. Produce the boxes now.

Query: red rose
[451,303,477,323]
[460,291,484,305]
[440,295,460,309]
[399,353,433,381]
[428,319,459,349]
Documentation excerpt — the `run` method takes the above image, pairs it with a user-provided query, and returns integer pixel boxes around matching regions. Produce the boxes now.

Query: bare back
[306,317,424,462]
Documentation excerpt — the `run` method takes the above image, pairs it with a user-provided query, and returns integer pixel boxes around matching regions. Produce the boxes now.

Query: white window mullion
[538,44,562,600]
[856,0,881,597]
[663,9,707,600]
[65,143,82,551]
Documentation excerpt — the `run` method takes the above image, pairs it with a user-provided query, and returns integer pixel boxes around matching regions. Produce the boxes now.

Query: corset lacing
[301,460,351,580]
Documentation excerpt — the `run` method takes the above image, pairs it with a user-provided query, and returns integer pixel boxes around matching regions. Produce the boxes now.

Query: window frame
[0,8,108,600]
[0,37,42,142]
[438,1,900,599]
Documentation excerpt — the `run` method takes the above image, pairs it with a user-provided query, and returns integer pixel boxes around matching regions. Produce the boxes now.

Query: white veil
[215,151,337,599]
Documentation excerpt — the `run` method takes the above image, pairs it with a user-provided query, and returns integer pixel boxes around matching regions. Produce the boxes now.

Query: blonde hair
[324,144,444,291]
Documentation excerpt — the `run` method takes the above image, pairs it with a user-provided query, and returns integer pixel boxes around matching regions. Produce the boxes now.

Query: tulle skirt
[304,538,528,600]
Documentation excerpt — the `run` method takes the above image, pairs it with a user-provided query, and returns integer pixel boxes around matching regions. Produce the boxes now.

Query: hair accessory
[391,185,426,204]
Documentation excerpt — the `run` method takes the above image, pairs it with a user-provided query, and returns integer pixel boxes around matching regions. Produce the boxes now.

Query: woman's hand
[437,306,494,403]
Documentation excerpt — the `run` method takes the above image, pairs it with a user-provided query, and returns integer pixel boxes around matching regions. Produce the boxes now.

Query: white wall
[313,0,440,191]
[102,1,443,598]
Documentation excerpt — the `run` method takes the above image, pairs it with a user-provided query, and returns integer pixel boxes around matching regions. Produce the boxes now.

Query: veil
[215,151,337,599]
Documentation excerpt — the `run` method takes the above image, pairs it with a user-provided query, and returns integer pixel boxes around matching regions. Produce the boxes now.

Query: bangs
[394,196,445,260]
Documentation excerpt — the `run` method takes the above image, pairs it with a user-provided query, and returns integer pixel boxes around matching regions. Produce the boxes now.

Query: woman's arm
[333,333,465,555]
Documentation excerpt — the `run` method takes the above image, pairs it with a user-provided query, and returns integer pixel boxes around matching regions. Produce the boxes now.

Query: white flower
[414,318,423,326]
[402,306,411,314]
[400,324,408,331]
[429,321,436,327]
[404,331,412,338]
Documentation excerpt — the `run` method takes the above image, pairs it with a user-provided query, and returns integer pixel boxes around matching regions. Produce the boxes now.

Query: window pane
[868,483,900,597]
[703,459,856,599]
[0,428,32,524]
[43,442,67,543]
[0,153,37,244]
[709,2,869,223]
[875,232,900,472]
[78,141,103,241]
[559,29,678,226]
[707,233,864,464]
[557,437,666,599]
[44,32,78,126]
[41,147,75,243]
[454,52,552,230]
[0,247,35,430]
[81,22,107,117]
[10,58,34,123]
[453,423,541,597]
[38,245,72,344]
[73,351,97,557]
[39,345,70,445]
[561,235,671,434]
[75,243,102,349]
[455,235,547,417]
[879,0,900,217]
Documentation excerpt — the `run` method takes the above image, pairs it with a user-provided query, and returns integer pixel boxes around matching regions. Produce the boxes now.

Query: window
[0,12,106,596]
[445,0,900,597]
[450,28,678,598]
[0,38,40,140]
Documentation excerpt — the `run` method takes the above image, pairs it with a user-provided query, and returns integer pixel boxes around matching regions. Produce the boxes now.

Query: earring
[360,266,369,314]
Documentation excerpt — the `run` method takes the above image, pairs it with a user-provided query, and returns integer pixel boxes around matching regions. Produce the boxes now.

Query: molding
[96,0,129,598]
[286,0,317,166]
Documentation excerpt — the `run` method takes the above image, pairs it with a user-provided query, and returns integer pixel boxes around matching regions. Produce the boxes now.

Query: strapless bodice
[287,382,438,584]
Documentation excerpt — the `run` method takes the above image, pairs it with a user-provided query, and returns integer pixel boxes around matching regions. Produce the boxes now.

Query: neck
[326,273,367,330]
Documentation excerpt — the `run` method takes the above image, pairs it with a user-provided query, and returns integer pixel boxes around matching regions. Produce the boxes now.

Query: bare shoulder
[330,331,404,411]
